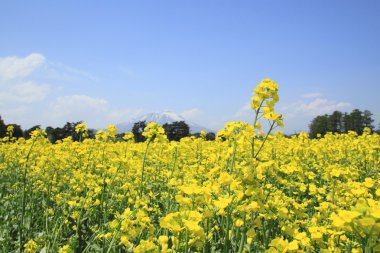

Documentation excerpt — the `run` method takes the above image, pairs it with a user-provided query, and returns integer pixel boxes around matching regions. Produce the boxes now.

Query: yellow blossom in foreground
[1,78,380,252]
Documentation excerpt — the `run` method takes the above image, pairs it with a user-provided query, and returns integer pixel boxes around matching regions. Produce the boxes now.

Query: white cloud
[45,95,144,129]
[44,95,107,127]
[278,96,352,133]
[52,95,107,116]
[44,61,99,82]
[0,53,106,128]
[0,82,50,104]
[0,54,50,104]
[0,54,51,127]
[234,103,251,118]
[181,108,203,121]
[281,98,352,118]
[0,53,45,81]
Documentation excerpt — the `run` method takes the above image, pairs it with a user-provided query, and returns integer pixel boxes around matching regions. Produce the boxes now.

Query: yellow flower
[287,240,299,251]
[234,219,244,228]
[120,235,132,248]
[218,172,233,185]
[106,124,118,137]
[74,123,88,137]
[158,236,169,253]
[24,239,38,253]
[330,210,361,228]
[122,132,134,141]
[214,196,232,210]
[58,245,72,253]
[356,217,376,234]
[308,226,324,240]
[142,122,167,142]
[363,177,374,188]
[134,240,158,253]
[160,213,182,233]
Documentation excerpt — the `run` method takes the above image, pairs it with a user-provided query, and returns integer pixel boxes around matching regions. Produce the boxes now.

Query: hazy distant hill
[116,111,215,134]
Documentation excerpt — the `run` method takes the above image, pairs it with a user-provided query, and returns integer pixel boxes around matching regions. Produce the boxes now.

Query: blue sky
[1,0,379,133]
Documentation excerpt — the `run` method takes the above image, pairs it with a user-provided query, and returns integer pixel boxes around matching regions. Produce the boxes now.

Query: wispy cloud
[181,108,203,121]
[280,98,352,118]
[234,103,251,118]
[44,94,144,129]
[0,53,103,128]
[0,81,50,104]
[0,53,45,81]
[0,54,50,105]
[44,61,100,82]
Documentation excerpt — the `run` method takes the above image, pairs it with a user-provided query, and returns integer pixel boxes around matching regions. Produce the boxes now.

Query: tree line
[2,110,377,142]
[0,116,215,143]
[131,120,215,142]
[308,109,378,138]
[0,117,97,142]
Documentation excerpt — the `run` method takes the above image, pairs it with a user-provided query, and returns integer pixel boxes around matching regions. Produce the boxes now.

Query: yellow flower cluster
[74,122,88,139]
[251,78,283,126]
[142,122,167,142]
[1,79,379,252]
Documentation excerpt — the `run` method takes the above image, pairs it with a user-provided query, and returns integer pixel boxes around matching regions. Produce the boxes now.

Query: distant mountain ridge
[116,111,215,134]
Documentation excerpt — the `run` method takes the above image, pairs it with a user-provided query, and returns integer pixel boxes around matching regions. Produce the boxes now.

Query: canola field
[1,79,379,253]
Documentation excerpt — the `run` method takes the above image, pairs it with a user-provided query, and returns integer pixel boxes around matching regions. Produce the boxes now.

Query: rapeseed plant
[0,79,379,252]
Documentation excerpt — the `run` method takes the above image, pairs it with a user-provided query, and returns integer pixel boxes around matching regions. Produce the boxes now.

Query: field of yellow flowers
[1,79,379,253]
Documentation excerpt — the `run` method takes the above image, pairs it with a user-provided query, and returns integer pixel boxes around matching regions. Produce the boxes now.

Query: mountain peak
[116,111,214,134]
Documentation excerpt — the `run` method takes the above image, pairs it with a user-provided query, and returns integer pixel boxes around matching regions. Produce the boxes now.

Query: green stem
[223,215,230,253]
[251,100,265,158]
[184,229,189,253]
[237,217,247,253]
[106,230,120,253]
[254,121,276,159]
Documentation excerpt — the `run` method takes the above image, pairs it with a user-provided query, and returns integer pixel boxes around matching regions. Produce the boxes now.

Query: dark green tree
[45,126,57,143]
[45,126,68,143]
[6,124,23,138]
[45,122,83,143]
[132,121,147,143]
[309,115,329,138]
[349,109,364,134]
[24,125,42,139]
[0,115,7,138]
[163,121,190,141]
[327,111,343,133]
[63,122,76,140]
[342,113,351,133]
[205,132,216,141]
[363,110,374,130]
[87,129,96,139]
[310,109,375,137]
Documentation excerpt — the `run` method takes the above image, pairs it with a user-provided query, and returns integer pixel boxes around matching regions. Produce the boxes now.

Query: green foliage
[309,109,375,138]
[23,125,42,139]
[309,115,329,138]
[45,122,85,143]
[132,121,147,143]
[7,124,23,138]
[205,132,216,141]
[163,121,190,141]
[0,116,7,138]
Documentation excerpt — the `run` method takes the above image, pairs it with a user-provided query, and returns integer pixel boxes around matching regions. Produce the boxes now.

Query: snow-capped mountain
[116,111,214,134]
